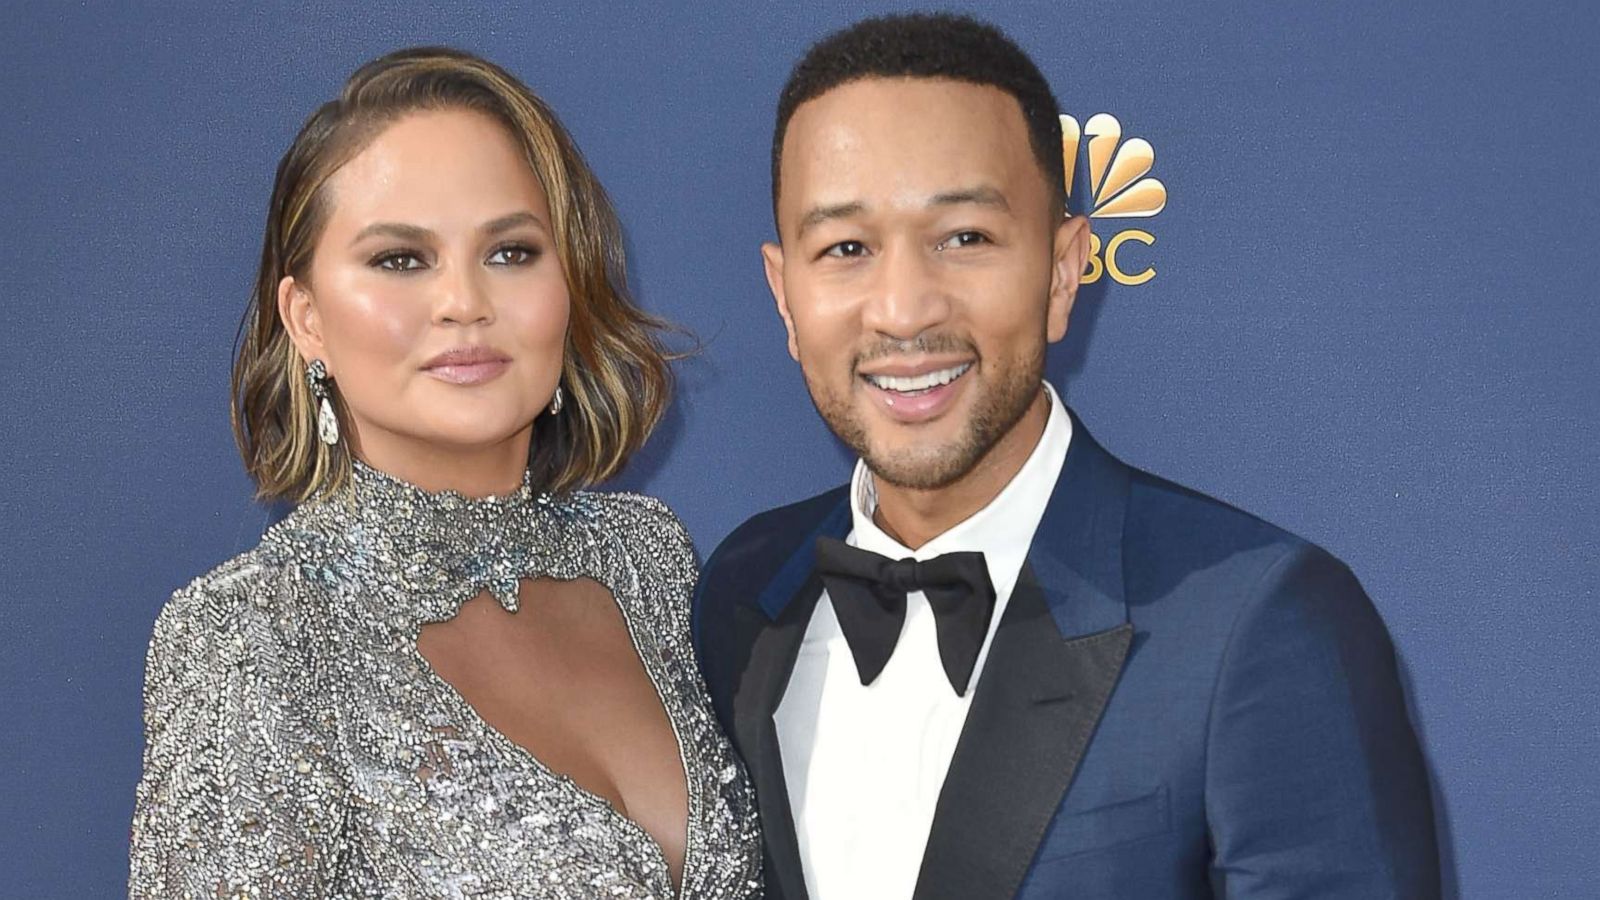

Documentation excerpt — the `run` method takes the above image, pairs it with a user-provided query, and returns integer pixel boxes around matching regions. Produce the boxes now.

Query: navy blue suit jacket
[692,411,1439,899]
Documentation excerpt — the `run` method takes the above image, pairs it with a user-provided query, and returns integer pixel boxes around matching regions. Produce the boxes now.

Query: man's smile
[861,362,973,395]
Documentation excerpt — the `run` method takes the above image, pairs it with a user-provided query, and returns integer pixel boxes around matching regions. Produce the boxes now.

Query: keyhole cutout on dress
[416,577,689,890]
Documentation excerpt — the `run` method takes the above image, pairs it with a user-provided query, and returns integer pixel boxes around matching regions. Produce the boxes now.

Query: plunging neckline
[288,461,711,894]
[411,576,697,897]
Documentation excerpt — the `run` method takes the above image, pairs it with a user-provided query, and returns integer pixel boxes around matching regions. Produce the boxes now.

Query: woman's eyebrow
[350,221,434,246]
[482,211,546,235]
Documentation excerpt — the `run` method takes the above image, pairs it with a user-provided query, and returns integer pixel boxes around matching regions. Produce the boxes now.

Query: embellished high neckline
[347,458,540,513]
[270,459,561,621]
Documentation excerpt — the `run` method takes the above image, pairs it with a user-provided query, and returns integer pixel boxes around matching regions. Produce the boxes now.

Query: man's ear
[761,241,800,362]
[1046,214,1092,344]
[277,275,329,368]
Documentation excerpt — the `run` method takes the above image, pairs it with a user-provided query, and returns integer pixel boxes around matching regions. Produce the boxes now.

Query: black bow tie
[813,536,998,696]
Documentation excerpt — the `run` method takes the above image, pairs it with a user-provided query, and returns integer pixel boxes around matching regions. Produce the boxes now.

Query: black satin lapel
[913,568,1134,900]
[731,575,821,900]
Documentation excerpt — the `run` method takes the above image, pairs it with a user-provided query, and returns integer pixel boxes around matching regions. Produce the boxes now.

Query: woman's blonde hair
[232,47,671,502]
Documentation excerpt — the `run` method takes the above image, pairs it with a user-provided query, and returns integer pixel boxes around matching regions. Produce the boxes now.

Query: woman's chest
[311,595,732,895]
[324,632,683,896]
[418,582,692,876]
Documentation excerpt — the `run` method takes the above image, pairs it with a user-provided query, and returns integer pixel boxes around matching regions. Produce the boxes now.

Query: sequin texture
[130,462,763,898]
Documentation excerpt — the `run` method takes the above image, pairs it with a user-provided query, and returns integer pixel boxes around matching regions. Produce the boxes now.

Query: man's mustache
[852,333,977,368]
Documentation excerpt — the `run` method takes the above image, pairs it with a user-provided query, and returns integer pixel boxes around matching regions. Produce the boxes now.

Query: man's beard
[803,337,1045,492]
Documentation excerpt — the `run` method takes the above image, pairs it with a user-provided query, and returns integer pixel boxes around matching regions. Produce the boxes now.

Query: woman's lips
[421,347,512,386]
[424,359,511,385]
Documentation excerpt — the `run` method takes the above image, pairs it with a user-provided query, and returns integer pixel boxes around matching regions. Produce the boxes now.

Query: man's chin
[861,438,980,493]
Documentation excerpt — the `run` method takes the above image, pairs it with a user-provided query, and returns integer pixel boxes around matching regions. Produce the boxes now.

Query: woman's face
[281,108,569,468]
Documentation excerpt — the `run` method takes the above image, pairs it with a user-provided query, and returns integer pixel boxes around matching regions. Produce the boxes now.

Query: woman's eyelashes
[486,242,540,266]
[367,242,542,273]
[371,248,429,272]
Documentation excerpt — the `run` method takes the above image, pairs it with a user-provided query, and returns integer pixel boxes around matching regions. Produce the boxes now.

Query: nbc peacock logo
[1061,113,1166,286]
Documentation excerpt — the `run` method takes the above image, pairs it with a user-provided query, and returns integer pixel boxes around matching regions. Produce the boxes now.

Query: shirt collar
[848,382,1073,601]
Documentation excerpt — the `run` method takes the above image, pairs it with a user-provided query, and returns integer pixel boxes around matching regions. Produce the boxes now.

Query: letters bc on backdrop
[1063,113,1166,286]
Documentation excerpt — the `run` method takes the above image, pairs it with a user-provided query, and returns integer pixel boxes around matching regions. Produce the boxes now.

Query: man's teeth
[865,363,972,393]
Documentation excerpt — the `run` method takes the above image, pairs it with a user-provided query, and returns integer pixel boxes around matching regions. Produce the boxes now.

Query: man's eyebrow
[796,201,865,240]
[482,211,546,235]
[929,186,1010,212]
[351,221,434,246]
[793,188,1009,240]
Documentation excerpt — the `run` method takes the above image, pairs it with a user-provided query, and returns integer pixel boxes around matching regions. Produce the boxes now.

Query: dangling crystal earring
[305,358,340,446]
[548,384,564,416]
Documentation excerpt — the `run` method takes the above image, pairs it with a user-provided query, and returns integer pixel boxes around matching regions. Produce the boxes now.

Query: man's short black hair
[772,12,1067,226]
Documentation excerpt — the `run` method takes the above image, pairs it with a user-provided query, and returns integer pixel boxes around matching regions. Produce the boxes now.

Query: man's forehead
[787,77,1029,145]
[780,79,1034,203]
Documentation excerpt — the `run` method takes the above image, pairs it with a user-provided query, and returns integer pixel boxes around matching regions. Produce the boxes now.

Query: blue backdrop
[2,1,1596,896]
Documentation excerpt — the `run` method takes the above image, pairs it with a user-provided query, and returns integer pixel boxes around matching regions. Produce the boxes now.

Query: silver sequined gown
[129,462,762,899]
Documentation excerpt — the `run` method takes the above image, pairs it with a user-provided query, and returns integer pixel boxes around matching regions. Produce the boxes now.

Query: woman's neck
[347,424,534,499]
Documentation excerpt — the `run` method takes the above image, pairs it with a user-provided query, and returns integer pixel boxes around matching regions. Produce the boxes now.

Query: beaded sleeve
[129,557,348,897]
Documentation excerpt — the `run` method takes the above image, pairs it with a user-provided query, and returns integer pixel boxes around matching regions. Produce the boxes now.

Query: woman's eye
[373,252,425,272]
[487,245,538,266]
[822,240,868,259]
[938,231,989,251]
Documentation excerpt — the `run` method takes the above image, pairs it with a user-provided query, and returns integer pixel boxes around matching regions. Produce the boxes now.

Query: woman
[129,48,760,898]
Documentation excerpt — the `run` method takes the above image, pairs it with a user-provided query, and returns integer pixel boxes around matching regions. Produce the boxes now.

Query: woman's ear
[277,275,329,368]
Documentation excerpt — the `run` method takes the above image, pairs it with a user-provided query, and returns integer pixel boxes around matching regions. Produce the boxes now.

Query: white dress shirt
[774,383,1073,899]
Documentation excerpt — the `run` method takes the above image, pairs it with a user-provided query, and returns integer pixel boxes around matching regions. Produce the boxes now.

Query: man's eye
[488,244,539,266]
[372,252,426,272]
[938,231,989,251]
[823,240,868,259]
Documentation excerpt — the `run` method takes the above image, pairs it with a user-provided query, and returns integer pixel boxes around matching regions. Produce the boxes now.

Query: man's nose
[860,243,951,341]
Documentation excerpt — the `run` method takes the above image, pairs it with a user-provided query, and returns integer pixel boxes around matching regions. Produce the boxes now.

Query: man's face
[764,77,1089,490]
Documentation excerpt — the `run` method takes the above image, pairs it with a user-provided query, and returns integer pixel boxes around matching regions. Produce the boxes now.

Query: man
[694,12,1439,899]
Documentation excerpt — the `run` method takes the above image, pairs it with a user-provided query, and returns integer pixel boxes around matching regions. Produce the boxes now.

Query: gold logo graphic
[1061,113,1165,285]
